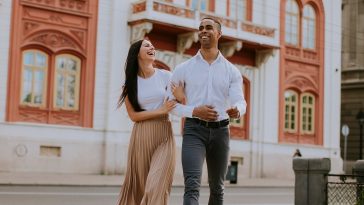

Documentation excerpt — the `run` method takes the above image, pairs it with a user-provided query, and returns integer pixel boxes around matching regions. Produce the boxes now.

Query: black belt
[187,118,229,128]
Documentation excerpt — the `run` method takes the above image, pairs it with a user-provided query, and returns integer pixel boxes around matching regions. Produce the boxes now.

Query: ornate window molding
[7,0,98,127]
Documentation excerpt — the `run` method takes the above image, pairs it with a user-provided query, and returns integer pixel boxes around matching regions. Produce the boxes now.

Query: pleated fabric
[117,115,176,205]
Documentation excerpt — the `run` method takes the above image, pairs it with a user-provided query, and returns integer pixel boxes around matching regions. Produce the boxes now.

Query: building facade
[0,0,342,180]
[341,0,364,172]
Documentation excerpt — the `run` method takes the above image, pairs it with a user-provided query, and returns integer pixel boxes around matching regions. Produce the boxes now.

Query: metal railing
[326,174,364,205]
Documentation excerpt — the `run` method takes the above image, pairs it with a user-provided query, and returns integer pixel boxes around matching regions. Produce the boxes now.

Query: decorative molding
[255,49,276,67]
[21,0,88,12]
[29,32,78,50]
[303,50,318,61]
[19,109,48,123]
[21,0,55,6]
[130,22,153,43]
[23,7,88,29]
[59,0,88,12]
[15,144,28,157]
[200,12,237,29]
[177,32,198,54]
[241,22,275,38]
[155,50,176,70]
[220,41,243,58]
[23,22,40,36]
[50,112,80,125]
[286,76,318,93]
[70,29,85,45]
[153,1,195,19]
[132,1,146,13]
[285,46,300,57]
[235,64,254,81]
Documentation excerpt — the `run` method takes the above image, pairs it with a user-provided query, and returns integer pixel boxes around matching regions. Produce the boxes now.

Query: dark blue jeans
[182,118,230,205]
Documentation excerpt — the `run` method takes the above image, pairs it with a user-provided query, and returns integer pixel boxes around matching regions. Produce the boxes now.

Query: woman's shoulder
[156,68,172,78]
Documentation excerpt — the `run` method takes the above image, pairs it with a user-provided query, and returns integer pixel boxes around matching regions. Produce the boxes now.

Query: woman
[116,39,183,205]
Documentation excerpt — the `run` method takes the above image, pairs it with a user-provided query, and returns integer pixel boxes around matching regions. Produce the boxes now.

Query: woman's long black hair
[117,39,144,111]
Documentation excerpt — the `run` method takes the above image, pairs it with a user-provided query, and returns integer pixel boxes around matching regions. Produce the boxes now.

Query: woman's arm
[125,96,176,122]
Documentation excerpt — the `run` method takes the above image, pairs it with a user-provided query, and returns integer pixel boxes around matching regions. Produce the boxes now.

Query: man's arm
[228,68,247,117]
[167,66,218,121]
[167,65,194,118]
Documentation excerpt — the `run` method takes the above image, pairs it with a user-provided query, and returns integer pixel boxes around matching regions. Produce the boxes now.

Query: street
[0,185,293,205]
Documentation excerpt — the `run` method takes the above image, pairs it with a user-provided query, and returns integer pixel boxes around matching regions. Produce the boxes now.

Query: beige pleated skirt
[116,115,176,205]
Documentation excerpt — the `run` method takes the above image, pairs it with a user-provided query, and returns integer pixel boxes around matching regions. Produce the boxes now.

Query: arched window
[17,49,84,125]
[302,5,316,49]
[284,90,298,133]
[20,50,48,107]
[54,54,81,110]
[285,0,299,46]
[229,76,250,139]
[301,93,315,134]
[7,0,98,127]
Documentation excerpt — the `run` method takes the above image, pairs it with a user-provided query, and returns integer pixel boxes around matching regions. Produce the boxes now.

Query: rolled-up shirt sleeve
[229,67,247,116]
[167,65,194,118]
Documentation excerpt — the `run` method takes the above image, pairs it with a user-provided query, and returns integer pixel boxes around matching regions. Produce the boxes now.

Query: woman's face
[138,40,155,62]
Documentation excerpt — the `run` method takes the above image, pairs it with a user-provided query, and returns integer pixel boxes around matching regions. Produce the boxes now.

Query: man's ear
[217,30,222,39]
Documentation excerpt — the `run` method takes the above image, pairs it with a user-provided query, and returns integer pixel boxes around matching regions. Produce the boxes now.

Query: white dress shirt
[169,51,247,121]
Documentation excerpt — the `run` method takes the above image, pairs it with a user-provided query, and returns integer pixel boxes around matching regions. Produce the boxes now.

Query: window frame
[53,54,82,111]
[228,0,248,21]
[300,92,315,134]
[190,0,210,11]
[20,49,49,108]
[284,90,298,133]
[285,0,300,46]
[302,5,316,50]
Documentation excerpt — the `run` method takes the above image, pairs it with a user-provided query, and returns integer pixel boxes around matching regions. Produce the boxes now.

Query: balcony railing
[130,0,277,46]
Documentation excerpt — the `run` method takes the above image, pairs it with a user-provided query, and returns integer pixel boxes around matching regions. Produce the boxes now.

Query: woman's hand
[159,100,177,114]
[171,82,186,104]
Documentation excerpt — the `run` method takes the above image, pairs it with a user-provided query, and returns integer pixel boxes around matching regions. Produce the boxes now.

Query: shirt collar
[196,50,223,64]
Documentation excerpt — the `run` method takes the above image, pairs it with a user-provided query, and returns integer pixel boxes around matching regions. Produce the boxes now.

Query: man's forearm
[171,103,194,118]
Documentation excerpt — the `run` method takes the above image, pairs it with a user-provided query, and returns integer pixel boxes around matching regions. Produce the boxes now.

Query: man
[169,17,247,205]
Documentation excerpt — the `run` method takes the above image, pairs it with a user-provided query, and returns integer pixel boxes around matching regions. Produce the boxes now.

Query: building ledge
[128,0,279,49]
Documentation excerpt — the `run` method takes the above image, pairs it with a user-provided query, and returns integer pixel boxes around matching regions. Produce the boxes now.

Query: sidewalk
[0,172,294,187]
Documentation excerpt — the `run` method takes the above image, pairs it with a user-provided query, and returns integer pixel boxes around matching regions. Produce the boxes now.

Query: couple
[117,17,247,205]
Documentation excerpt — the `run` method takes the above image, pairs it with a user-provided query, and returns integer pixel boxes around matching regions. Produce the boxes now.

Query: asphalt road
[0,185,294,205]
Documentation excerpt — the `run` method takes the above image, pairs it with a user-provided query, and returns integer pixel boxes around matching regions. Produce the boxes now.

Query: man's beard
[200,40,213,49]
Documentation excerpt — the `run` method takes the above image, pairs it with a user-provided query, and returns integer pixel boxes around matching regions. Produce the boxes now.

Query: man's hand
[226,106,240,119]
[192,105,218,121]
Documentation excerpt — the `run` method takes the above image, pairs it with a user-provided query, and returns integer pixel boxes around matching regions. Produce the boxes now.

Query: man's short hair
[201,17,222,32]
